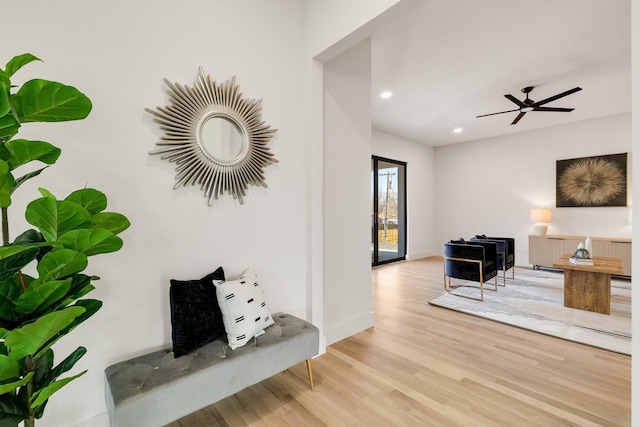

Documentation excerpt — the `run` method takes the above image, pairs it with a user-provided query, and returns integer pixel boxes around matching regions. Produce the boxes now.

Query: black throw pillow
[169,267,226,357]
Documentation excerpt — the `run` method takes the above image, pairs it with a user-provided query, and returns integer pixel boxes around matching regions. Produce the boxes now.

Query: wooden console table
[552,254,623,315]
[529,235,631,276]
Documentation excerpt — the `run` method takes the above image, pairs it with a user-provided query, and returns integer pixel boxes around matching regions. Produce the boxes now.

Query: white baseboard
[70,412,108,427]
[406,250,435,261]
[317,335,327,355]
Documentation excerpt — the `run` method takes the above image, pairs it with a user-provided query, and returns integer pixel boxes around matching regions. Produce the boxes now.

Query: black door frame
[372,155,407,266]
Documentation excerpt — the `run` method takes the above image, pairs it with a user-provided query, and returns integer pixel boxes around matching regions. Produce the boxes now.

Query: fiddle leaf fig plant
[0,53,130,427]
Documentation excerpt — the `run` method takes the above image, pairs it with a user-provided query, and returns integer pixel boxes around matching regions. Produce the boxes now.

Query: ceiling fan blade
[476,108,520,118]
[533,106,575,112]
[511,112,526,125]
[532,87,582,107]
[504,94,526,107]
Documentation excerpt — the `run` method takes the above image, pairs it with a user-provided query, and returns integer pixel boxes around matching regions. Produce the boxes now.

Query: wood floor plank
[167,257,631,426]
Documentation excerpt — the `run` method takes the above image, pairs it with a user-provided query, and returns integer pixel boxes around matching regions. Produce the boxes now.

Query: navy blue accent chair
[470,235,515,285]
[443,239,498,301]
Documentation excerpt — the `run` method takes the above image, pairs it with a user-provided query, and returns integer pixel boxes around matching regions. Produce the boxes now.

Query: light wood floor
[168,257,631,427]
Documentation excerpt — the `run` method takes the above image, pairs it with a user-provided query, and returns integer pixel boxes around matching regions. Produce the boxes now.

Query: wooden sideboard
[528,234,632,276]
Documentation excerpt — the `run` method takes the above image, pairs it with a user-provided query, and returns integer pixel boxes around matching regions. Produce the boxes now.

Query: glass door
[372,156,406,265]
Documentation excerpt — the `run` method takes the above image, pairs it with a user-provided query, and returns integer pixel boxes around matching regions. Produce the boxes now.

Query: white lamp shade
[530,208,552,223]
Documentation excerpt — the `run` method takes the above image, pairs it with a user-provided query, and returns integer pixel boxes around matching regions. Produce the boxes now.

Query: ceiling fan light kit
[477,85,582,125]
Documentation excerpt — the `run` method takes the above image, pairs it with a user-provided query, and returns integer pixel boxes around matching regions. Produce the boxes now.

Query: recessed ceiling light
[380,91,392,99]
[453,128,463,133]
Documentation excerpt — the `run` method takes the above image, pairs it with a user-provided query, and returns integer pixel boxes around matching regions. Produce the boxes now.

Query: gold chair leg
[443,271,447,292]
[479,264,484,301]
[498,251,507,287]
[306,358,314,389]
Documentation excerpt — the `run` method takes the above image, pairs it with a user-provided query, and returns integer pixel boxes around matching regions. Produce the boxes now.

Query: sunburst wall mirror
[146,68,278,205]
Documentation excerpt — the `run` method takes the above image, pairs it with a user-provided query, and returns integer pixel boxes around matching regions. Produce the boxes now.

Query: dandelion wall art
[556,153,627,207]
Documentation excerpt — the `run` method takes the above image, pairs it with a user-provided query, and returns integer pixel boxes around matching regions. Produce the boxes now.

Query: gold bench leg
[306,358,314,389]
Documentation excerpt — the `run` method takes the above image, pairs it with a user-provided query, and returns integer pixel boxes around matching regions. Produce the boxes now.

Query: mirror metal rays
[146,68,277,205]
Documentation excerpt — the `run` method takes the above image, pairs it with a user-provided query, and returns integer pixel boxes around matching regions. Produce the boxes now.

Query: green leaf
[37,188,56,199]
[54,275,95,309]
[15,279,72,315]
[4,54,40,78]
[10,230,49,264]
[13,167,46,192]
[41,347,85,388]
[0,144,9,162]
[58,299,101,337]
[68,273,94,291]
[5,139,61,170]
[65,189,106,215]
[0,372,32,395]
[0,392,27,425]
[0,356,19,382]
[4,307,85,360]
[0,277,22,324]
[36,280,73,314]
[55,285,94,311]
[91,212,131,235]
[30,301,100,362]
[0,113,20,144]
[30,370,85,408]
[0,70,8,90]
[0,245,39,282]
[25,198,55,241]
[25,198,92,242]
[58,229,122,256]
[36,249,87,281]
[11,229,45,246]
[11,79,92,123]
[32,349,53,390]
[0,81,9,118]
[0,160,14,208]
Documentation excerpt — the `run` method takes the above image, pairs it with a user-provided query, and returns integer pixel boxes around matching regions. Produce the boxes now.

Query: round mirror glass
[199,115,246,164]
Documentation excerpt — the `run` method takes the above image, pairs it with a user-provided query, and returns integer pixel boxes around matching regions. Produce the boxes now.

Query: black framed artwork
[556,153,627,207]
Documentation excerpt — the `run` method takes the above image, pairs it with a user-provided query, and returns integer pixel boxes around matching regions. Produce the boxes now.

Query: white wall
[304,0,426,348]
[305,0,424,61]
[434,113,632,265]
[372,128,436,260]
[5,1,307,426]
[323,40,375,345]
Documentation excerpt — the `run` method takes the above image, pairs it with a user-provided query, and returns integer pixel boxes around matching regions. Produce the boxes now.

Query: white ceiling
[371,0,631,146]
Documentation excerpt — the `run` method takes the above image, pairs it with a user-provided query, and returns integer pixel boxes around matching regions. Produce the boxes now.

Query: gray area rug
[429,268,631,355]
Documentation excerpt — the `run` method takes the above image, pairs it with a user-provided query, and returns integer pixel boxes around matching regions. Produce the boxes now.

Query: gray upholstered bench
[104,313,319,427]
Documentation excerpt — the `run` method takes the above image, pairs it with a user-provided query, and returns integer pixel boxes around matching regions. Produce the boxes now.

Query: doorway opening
[372,156,406,265]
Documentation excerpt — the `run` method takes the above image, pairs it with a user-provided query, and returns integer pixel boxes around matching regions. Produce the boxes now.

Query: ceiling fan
[476,86,582,125]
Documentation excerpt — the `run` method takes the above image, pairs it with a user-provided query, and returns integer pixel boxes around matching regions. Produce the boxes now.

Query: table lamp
[530,208,552,235]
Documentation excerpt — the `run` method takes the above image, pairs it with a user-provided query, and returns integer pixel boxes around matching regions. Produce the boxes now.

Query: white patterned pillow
[214,268,274,350]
